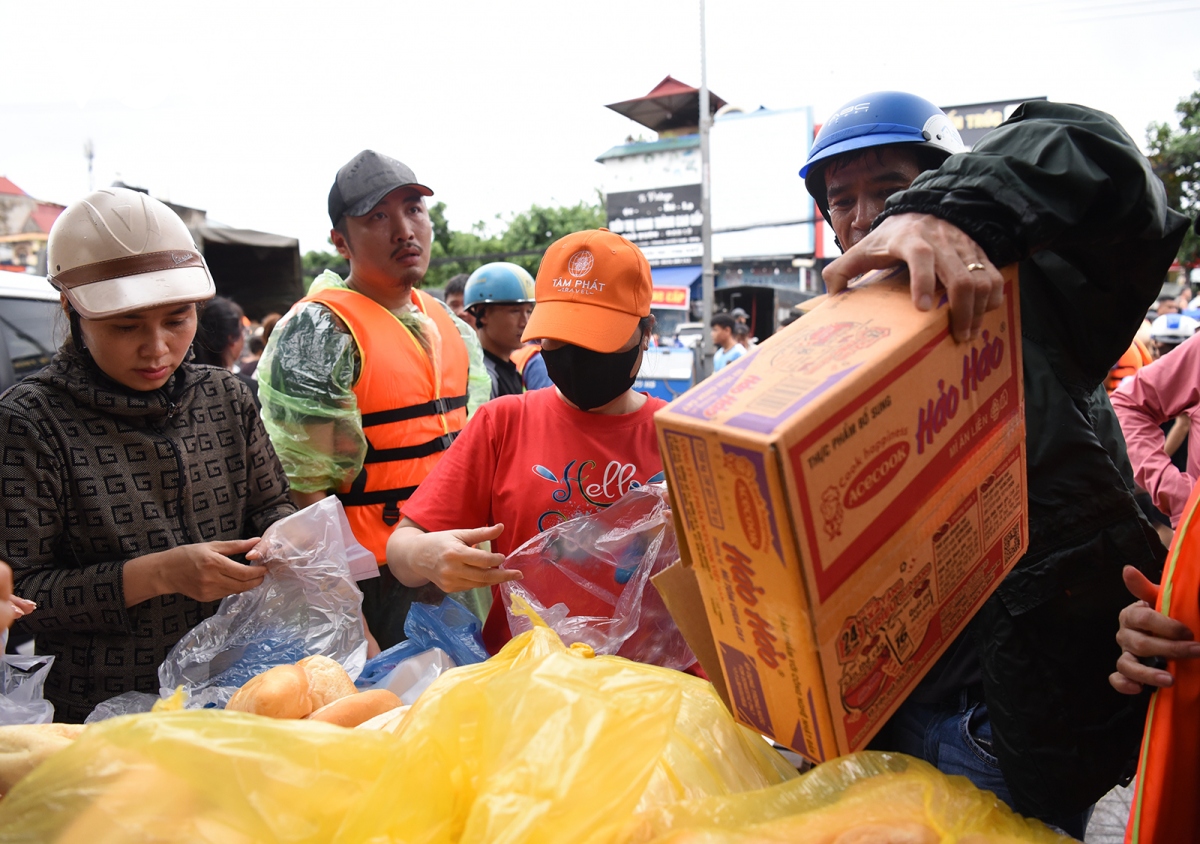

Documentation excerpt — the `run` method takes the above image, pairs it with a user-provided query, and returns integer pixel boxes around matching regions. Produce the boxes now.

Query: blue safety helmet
[801,91,966,223]
[463,262,536,313]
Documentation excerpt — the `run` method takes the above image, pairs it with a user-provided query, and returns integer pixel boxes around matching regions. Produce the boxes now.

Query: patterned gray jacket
[0,347,294,721]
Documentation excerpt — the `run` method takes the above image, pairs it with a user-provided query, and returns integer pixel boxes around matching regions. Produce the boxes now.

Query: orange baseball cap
[522,228,653,353]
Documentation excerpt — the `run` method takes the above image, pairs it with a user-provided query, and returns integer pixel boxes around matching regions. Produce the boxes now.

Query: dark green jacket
[879,101,1191,818]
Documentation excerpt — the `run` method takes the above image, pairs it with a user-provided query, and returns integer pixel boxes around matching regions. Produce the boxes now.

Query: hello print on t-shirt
[532,459,666,531]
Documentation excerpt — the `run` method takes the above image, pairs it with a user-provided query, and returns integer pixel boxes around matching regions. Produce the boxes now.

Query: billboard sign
[941,98,1045,148]
[606,183,703,267]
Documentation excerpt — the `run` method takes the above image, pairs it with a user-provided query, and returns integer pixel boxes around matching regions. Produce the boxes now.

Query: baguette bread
[305,689,403,728]
[225,664,313,719]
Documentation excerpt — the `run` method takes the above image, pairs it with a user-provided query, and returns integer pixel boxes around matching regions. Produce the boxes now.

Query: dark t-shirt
[483,348,524,399]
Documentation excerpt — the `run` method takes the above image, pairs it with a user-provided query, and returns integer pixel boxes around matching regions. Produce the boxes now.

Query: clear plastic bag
[355,596,488,690]
[158,497,368,708]
[500,485,696,671]
[368,647,456,704]
[83,691,160,724]
[0,655,54,725]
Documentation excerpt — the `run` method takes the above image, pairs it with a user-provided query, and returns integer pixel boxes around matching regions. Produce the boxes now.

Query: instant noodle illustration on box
[653,265,1027,761]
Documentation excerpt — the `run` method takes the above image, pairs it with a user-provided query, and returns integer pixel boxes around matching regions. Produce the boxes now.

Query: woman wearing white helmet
[0,188,295,721]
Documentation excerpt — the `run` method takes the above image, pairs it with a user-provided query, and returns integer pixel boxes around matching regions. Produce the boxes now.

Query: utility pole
[697,0,715,380]
[83,139,94,192]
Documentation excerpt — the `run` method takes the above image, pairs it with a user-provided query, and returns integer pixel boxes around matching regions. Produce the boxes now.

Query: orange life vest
[1126,481,1200,843]
[510,343,541,376]
[1106,338,1154,395]
[304,286,469,564]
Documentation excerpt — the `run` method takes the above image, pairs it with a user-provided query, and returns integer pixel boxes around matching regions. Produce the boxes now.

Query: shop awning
[650,265,702,288]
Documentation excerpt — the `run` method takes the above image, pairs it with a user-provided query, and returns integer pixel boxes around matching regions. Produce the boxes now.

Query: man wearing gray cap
[258,151,490,650]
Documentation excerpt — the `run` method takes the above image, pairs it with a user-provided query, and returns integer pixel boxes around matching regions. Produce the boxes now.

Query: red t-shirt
[401,387,668,653]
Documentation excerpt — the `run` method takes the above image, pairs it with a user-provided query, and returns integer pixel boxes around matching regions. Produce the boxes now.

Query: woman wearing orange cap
[0,188,294,721]
[387,229,668,654]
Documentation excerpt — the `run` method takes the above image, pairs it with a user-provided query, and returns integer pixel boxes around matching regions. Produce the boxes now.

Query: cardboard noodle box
[653,265,1026,762]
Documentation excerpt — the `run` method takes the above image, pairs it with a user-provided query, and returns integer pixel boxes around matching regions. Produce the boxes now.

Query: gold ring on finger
[966,262,987,272]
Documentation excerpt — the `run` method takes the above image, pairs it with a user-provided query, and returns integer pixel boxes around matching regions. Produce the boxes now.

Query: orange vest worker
[304,286,469,563]
[510,343,541,378]
[1106,338,1154,395]
[1126,481,1200,843]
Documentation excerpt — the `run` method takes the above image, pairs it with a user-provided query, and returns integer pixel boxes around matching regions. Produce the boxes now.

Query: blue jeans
[868,690,1092,840]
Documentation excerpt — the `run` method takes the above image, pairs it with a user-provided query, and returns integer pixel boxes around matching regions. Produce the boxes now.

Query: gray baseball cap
[328,150,433,226]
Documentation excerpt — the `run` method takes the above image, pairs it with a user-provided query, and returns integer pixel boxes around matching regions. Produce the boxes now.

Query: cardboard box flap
[652,561,730,709]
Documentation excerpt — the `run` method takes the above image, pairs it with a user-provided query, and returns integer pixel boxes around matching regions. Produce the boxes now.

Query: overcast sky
[4,0,1198,254]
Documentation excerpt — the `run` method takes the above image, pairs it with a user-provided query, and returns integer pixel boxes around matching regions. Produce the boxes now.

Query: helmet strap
[67,307,86,353]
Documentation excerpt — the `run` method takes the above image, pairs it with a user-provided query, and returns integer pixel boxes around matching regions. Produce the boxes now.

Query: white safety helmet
[47,187,215,320]
[1150,313,1199,345]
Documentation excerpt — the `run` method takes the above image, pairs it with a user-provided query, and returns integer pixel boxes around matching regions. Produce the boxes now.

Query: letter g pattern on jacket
[0,347,295,722]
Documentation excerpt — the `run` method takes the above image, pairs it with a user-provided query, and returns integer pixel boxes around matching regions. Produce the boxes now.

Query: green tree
[498,200,607,277]
[301,247,347,291]
[1147,72,1200,268]
[424,197,605,288]
[303,198,607,293]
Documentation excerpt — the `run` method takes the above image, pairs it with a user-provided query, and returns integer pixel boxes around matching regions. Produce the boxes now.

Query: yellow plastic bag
[0,598,794,843]
[619,751,1069,843]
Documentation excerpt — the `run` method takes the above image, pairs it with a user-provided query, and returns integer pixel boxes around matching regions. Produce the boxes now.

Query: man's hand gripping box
[653,266,1026,761]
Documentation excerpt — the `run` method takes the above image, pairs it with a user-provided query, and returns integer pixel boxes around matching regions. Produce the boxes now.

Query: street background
[4,0,1198,254]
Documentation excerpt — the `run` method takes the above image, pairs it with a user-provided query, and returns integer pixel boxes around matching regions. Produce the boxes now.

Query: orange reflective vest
[304,286,469,564]
[1126,480,1200,843]
[1106,338,1154,395]
[510,343,541,377]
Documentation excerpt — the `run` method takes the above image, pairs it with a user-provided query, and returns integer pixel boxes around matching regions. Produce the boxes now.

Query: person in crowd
[443,273,474,328]
[1106,336,1154,396]
[0,561,34,635]
[237,312,281,381]
[0,187,295,721]
[386,228,666,655]
[192,295,259,405]
[463,262,537,399]
[803,91,1190,836]
[1147,312,1197,360]
[1,562,12,633]
[1109,474,1200,841]
[733,320,753,351]
[1155,295,1181,318]
[1113,333,1200,529]
[192,295,245,370]
[510,340,553,390]
[710,313,745,371]
[257,151,490,649]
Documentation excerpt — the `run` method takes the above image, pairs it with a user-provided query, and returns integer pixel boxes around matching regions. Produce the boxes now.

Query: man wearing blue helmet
[464,262,539,399]
[801,93,1192,836]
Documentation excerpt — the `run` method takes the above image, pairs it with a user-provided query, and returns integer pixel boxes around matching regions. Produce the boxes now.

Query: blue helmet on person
[463,262,536,315]
[801,91,966,223]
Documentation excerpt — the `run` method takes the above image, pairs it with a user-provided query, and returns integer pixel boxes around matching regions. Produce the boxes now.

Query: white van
[0,275,63,393]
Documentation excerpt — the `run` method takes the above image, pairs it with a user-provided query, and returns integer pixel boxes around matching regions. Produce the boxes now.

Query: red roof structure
[605,75,727,135]
[0,177,29,197]
[30,202,64,234]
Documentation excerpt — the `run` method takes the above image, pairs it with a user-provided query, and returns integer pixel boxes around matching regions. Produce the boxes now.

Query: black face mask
[541,340,642,411]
